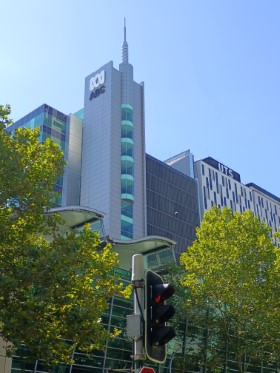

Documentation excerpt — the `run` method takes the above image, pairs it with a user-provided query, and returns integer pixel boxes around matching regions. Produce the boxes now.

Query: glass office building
[6,104,67,206]
[146,154,200,258]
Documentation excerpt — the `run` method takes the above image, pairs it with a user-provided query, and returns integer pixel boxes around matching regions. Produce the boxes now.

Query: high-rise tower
[80,20,146,240]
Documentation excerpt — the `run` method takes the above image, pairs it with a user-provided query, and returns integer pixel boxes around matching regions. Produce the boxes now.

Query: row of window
[10,105,67,132]
[202,164,280,224]
[257,195,280,216]
[147,155,197,194]
[120,104,134,239]
[146,190,199,226]
[202,164,254,200]
[203,190,280,234]
[255,204,280,230]
[146,175,198,211]
[205,176,253,203]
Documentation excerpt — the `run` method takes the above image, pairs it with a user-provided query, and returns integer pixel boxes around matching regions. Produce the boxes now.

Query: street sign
[139,367,155,373]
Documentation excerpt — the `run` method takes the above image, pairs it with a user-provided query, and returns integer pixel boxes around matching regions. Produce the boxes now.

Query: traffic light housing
[145,270,176,364]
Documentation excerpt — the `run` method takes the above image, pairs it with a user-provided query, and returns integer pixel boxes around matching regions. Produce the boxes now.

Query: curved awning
[45,205,104,229]
[110,235,176,270]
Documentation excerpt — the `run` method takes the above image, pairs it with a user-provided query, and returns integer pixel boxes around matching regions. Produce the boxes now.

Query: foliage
[180,207,279,372]
[0,107,131,365]
[0,104,13,129]
[0,227,131,364]
[162,263,204,372]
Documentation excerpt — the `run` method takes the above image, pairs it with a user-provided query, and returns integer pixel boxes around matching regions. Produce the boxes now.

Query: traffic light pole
[127,255,176,372]
[131,254,146,365]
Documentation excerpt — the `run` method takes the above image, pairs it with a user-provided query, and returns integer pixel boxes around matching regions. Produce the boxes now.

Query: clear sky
[1,0,279,197]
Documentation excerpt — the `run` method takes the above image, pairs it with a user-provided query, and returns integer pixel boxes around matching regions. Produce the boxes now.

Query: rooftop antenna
[122,18,129,63]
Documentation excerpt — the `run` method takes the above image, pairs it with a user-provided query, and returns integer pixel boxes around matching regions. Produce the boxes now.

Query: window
[121,219,133,239]
[121,201,133,218]
[121,125,133,140]
[121,162,134,176]
[226,188,229,199]
[121,105,133,122]
[121,181,134,195]
[214,192,217,205]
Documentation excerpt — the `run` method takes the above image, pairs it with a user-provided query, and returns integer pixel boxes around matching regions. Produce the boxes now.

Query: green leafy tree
[180,207,278,373]
[0,106,131,365]
[164,262,224,373]
[0,104,13,128]
[261,230,280,369]
[162,263,206,373]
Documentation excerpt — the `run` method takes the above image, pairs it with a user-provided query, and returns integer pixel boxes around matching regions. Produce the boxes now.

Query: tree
[261,230,280,369]
[0,106,131,365]
[0,104,13,129]
[180,207,279,373]
[162,263,206,373]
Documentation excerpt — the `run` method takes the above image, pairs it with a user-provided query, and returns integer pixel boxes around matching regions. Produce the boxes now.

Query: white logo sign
[89,70,105,91]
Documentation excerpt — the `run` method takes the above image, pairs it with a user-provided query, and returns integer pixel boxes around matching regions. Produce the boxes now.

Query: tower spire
[122,18,129,63]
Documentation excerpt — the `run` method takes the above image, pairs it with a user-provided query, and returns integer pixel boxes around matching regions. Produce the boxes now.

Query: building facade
[7,24,199,254]
[4,22,280,373]
[146,154,200,257]
[6,104,69,206]
[246,182,280,234]
[194,157,280,236]
[166,151,280,237]
[80,29,146,240]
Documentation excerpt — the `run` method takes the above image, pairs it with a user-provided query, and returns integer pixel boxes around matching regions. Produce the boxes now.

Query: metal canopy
[111,236,176,270]
[45,205,104,229]
[112,236,175,255]
[44,207,176,270]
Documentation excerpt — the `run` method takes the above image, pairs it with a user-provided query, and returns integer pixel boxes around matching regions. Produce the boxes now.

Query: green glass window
[121,201,133,218]
[121,139,134,157]
[121,105,133,122]
[121,219,133,239]
[121,182,134,195]
[121,124,133,140]
[121,162,133,176]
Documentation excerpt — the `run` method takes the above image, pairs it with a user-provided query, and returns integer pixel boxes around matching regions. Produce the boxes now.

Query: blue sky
[1,0,279,197]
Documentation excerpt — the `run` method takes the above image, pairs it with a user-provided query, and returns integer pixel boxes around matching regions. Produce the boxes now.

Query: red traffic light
[139,367,156,373]
[145,270,176,364]
[153,283,175,303]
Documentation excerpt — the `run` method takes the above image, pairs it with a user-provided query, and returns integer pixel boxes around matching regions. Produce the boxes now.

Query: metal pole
[131,254,145,370]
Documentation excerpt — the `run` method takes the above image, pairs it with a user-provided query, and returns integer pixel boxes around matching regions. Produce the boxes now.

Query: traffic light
[145,270,176,364]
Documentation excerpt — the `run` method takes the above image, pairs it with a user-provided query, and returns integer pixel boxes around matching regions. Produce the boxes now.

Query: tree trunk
[181,318,189,372]
[202,308,210,373]
[223,331,229,373]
